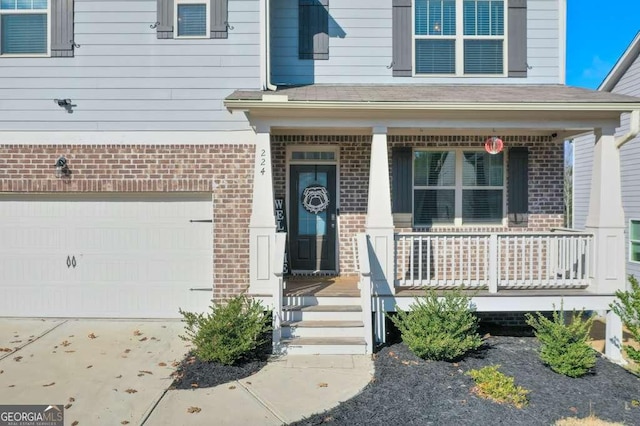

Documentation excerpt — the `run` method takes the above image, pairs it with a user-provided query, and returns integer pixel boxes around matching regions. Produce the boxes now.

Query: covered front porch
[225,84,640,360]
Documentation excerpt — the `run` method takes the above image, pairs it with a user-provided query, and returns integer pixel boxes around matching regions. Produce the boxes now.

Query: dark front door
[289,165,337,272]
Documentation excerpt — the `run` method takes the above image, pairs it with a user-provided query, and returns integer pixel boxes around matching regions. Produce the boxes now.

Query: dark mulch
[170,352,267,389]
[292,336,640,426]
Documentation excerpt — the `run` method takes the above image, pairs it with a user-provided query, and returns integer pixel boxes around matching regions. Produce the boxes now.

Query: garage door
[0,194,214,318]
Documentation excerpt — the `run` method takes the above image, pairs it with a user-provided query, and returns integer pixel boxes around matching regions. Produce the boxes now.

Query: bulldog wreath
[302,185,330,214]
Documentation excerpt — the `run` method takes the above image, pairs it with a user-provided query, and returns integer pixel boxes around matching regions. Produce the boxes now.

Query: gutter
[616,110,640,148]
[264,0,277,91]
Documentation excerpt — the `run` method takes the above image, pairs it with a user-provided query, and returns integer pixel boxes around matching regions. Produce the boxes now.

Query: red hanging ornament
[484,137,504,155]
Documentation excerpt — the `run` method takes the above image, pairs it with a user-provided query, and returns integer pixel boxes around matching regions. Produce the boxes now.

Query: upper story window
[0,0,49,55]
[631,220,640,263]
[175,0,209,38]
[414,0,505,76]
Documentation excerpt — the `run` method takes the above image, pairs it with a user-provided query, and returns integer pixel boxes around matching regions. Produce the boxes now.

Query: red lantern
[484,137,504,155]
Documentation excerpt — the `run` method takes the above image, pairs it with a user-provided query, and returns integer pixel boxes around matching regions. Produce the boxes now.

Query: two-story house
[0,0,638,359]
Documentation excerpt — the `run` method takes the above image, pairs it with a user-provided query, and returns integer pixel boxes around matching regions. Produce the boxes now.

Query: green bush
[467,365,529,408]
[179,295,271,365]
[389,289,483,361]
[525,306,596,377]
[610,275,640,366]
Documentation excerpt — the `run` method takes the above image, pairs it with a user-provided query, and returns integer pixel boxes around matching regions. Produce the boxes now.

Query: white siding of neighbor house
[573,51,640,281]
[270,0,562,85]
[0,0,260,132]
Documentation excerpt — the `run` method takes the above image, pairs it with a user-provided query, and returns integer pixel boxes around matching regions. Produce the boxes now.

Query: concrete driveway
[0,318,189,425]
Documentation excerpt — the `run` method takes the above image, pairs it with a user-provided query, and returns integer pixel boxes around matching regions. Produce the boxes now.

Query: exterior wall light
[484,136,504,155]
[54,156,71,178]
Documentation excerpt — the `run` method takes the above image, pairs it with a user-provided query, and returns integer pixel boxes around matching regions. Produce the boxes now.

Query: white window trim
[174,0,210,39]
[630,219,640,264]
[0,0,51,57]
[412,0,508,77]
[412,148,507,228]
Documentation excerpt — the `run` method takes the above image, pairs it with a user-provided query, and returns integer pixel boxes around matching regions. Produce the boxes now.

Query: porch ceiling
[225,85,640,136]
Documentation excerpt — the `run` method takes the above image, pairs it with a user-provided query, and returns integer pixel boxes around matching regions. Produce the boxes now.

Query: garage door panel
[0,194,214,318]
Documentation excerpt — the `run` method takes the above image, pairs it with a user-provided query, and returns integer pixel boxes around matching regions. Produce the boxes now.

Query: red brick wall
[0,144,254,302]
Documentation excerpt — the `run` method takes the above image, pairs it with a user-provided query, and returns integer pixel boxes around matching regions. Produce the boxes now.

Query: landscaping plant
[610,275,640,366]
[525,305,596,377]
[179,295,271,365]
[390,289,483,361]
[467,365,529,408]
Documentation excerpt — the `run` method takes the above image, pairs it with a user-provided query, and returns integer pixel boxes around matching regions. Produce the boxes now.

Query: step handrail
[272,232,287,353]
[356,233,374,354]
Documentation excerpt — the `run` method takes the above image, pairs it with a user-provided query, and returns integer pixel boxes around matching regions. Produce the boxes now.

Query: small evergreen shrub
[389,289,483,361]
[179,295,271,365]
[467,365,529,408]
[525,306,596,377]
[610,275,640,366]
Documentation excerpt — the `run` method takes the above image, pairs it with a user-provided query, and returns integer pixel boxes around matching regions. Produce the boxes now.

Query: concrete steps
[280,295,367,355]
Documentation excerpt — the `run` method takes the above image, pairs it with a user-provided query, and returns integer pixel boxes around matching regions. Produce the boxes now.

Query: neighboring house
[0,0,638,359]
[574,32,640,283]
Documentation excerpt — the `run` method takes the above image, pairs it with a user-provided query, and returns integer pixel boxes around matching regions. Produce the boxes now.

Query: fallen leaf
[61,340,71,347]
[115,375,122,379]
[161,325,166,328]
[158,362,167,367]
[65,404,72,409]
[187,406,201,414]
[245,381,252,385]
[13,356,22,362]
[139,370,153,375]
[0,370,3,374]
[71,421,79,426]
[125,389,137,394]
[318,383,328,388]
[124,349,131,354]
[9,340,21,344]
[8,385,15,387]
[65,350,76,353]
[150,337,157,340]
[121,422,130,425]
[133,330,142,336]
[0,348,12,352]
[43,382,56,387]
[86,365,93,369]
[191,383,199,388]
[228,385,236,390]
[88,333,97,339]
[137,374,144,377]
[69,397,75,402]
[171,361,180,367]
[139,337,148,342]
[69,335,74,338]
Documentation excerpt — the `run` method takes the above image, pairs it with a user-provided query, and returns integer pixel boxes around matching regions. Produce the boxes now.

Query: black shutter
[211,0,228,39]
[392,148,412,213]
[299,0,329,60]
[157,0,173,39]
[392,0,412,77]
[51,0,74,57]
[508,0,527,77]
[508,147,529,227]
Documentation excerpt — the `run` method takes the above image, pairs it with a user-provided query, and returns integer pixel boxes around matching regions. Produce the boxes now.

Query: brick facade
[0,144,254,302]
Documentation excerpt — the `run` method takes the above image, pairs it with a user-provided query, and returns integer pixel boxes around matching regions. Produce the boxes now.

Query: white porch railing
[355,233,374,354]
[395,232,594,290]
[272,233,287,352]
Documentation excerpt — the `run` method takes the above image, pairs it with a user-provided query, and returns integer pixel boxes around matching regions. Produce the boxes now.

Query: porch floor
[284,275,360,297]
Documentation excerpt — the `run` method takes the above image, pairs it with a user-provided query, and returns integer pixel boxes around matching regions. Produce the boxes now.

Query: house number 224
[259,149,267,175]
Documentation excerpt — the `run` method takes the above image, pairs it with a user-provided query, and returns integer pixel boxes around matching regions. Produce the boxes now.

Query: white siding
[270,0,562,85]
[0,0,261,132]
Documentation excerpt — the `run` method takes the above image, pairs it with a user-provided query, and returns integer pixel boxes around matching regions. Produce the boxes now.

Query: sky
[566,1,640,89]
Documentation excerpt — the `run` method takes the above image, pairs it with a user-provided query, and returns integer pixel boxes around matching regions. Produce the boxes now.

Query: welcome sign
[274,198,290,274]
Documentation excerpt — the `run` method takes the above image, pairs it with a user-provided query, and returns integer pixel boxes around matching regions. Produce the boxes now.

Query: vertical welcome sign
[274,198,290,274]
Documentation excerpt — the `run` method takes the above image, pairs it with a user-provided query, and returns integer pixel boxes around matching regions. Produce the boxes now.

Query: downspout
[264,0,277,91]
[616,110,640,148]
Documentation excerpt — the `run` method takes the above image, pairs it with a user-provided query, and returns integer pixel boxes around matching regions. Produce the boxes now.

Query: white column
[584,127,626,363]
[249,129,278,295]
[365,127,395,295]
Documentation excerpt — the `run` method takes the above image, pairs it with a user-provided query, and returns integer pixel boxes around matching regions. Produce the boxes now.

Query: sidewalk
[143,354,374,425]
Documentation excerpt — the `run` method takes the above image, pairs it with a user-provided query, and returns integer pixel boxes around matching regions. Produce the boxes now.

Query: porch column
[584,126,625,362]
[365,127,395,295]
[249,129,278,295]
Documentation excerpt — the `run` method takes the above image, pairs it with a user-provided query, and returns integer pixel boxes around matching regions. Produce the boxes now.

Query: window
[175,0,209,38]
[413,149,505,226]
[414,0,505,75]
[631,220,640,263]
[0,0,49,55]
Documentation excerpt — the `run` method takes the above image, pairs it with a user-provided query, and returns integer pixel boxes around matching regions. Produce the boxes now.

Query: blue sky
[566,1,640,89]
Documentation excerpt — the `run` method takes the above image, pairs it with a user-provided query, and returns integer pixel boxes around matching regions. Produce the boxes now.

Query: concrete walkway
[0,318,373,425]
[144,354,374,425]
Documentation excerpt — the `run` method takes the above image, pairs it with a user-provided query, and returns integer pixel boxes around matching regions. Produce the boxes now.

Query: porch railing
[272,233,287,352]
[355,233,374,354]
[394,232,593,290]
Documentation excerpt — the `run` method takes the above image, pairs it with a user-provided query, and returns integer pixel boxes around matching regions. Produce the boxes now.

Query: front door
[289,165,337,272]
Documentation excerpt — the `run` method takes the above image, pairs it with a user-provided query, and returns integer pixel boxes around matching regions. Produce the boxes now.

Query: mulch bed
[170,353,267,390]
[293,336,640,425]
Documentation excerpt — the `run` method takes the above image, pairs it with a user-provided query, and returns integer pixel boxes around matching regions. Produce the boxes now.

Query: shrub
[389,289,483,361]
[467,365,529,408]
[179,295,271,365]
[525,305,596,377]
[610,275,640,365]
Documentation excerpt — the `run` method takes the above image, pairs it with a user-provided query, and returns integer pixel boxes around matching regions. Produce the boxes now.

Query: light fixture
[484,137,504,155]
[433,22,441,32]
[54,156,71,178]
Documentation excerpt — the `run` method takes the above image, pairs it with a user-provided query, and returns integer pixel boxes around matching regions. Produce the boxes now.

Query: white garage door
[0,194,214,318]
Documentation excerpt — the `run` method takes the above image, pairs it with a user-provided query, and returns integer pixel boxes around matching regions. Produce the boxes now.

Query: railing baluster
[426,236,431,286]
[537,237,543,286]
[418,235,423,286]
[409,236,415,285]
